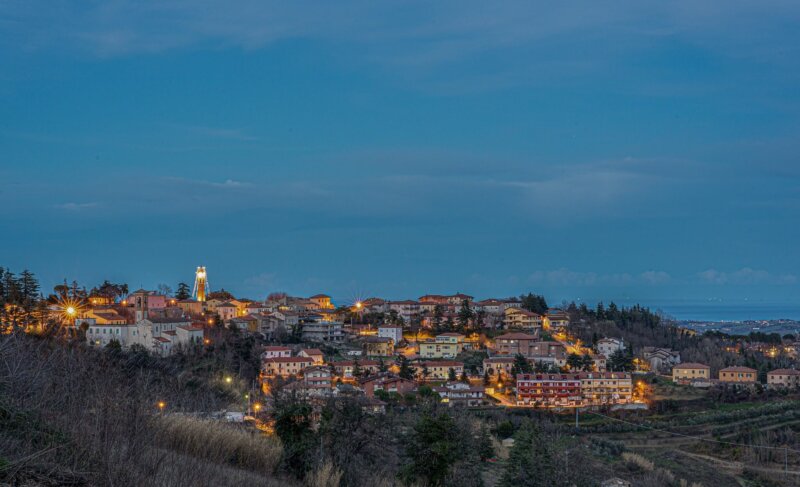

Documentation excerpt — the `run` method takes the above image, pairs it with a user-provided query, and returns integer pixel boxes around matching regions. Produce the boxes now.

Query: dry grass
[305,460,343,487]
[622,452,655,471]
[154,415,282,473]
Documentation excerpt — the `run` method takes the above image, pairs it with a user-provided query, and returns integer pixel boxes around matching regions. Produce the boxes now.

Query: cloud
[162,176,253,189]
[697,268,797,285]
[526,268,672,287]
[528,269,629,287]
[3,1,799,89]
[53,202,99,211]
[640,270,671,285]
[243,272,279,290]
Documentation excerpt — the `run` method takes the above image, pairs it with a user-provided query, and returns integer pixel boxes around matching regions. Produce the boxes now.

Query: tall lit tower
[193,266,208,302]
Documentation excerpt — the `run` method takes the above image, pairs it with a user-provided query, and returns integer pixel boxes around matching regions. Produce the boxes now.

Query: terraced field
[584,400,800,486]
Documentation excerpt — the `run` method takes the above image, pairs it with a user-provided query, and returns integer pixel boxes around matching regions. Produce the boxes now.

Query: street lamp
[225,376,232,384]
[157,401,166,411]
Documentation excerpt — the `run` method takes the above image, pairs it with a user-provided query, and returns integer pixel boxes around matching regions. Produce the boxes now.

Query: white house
[597,338,625,357]
[378,325,403,344]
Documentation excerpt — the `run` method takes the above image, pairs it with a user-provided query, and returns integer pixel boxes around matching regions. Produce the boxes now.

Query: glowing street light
[225,376,233,384]
[157,401,166,411]
[66,306,76,316]
[253,403,261,412]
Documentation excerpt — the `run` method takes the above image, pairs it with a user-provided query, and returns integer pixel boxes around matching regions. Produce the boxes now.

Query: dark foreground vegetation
[0,334,290,487]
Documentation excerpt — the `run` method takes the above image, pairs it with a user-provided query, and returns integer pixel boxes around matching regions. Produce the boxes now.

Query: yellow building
[176,299,203,316]
[417,361,464,380]
[309,294,334,309]
[419,333,465,359]
[719,366,757,383]
[543,310,569,331]
[85,308,127,325]
[504,308,542,331]
[577,372,633,405]
[672,363,710,383]
[364,337,394,356]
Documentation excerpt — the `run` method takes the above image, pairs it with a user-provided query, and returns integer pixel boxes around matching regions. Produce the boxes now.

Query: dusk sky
[2,2,800,309]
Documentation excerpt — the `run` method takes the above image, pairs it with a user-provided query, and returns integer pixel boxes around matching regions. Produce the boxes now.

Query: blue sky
[2,1,800,308]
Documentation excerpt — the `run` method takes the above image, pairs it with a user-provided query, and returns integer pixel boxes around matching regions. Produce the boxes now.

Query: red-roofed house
[767,369,800,388]
[299,348,325,365]
[262,356,315,377]
[262,346,292,360]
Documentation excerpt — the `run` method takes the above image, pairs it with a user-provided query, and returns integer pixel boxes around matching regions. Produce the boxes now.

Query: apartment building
[364,336,394,356]
[503,308,543,331]
[719,366,757,383]
[672,363,711,383]
[299,348,325,365]
[516,373,582,407]
[417,361,464,380]
[767,369,800,388]
[577,372,633,406]
[262,356,315,377]
[419,333,465,359]
[493,332,540,356]
[433,382,485,407]
[378,325,403,344]
[262,346,292,360]
[302,321,344,342]
[361,374,417,398]
[483,356,515,378]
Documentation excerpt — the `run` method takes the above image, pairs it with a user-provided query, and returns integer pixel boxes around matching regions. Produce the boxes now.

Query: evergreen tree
[400,411,461,486]
[0,267,6,303]
[18,270,39,304]
[443,316,454,332]
[399,355,416,380]
[432,304,444,332]
[483,370,490,385]
[608,349,634,372]
[352,358,363,379]
[566,353,583,370]
[448,367,457,381]
[511,353,532,377]
[478,426,495,461]
[175,282,191,300]
[459,371,469,383]
[581,353,594,371]
[520,293,548,314]
[499,422,558,487]
[273,396,316,478]
[377,356,388,373]
[457,299,474,331]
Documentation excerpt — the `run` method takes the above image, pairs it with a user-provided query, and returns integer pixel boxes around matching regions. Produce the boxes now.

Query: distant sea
[636,301,800,322]
[572,299,800,322]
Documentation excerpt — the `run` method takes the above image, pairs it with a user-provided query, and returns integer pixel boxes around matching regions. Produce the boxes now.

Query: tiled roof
[720,366,757,373]
[496,332,538,340]
[673,362,710,369]
[768,369,800,375]
[264,357,314,364]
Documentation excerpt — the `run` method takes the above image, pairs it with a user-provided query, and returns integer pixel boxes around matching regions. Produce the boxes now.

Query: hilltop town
[3,266,800,486]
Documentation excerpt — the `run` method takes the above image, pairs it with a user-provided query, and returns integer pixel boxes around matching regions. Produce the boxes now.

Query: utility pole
[785,447,788,476]
[575,407,579,430]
